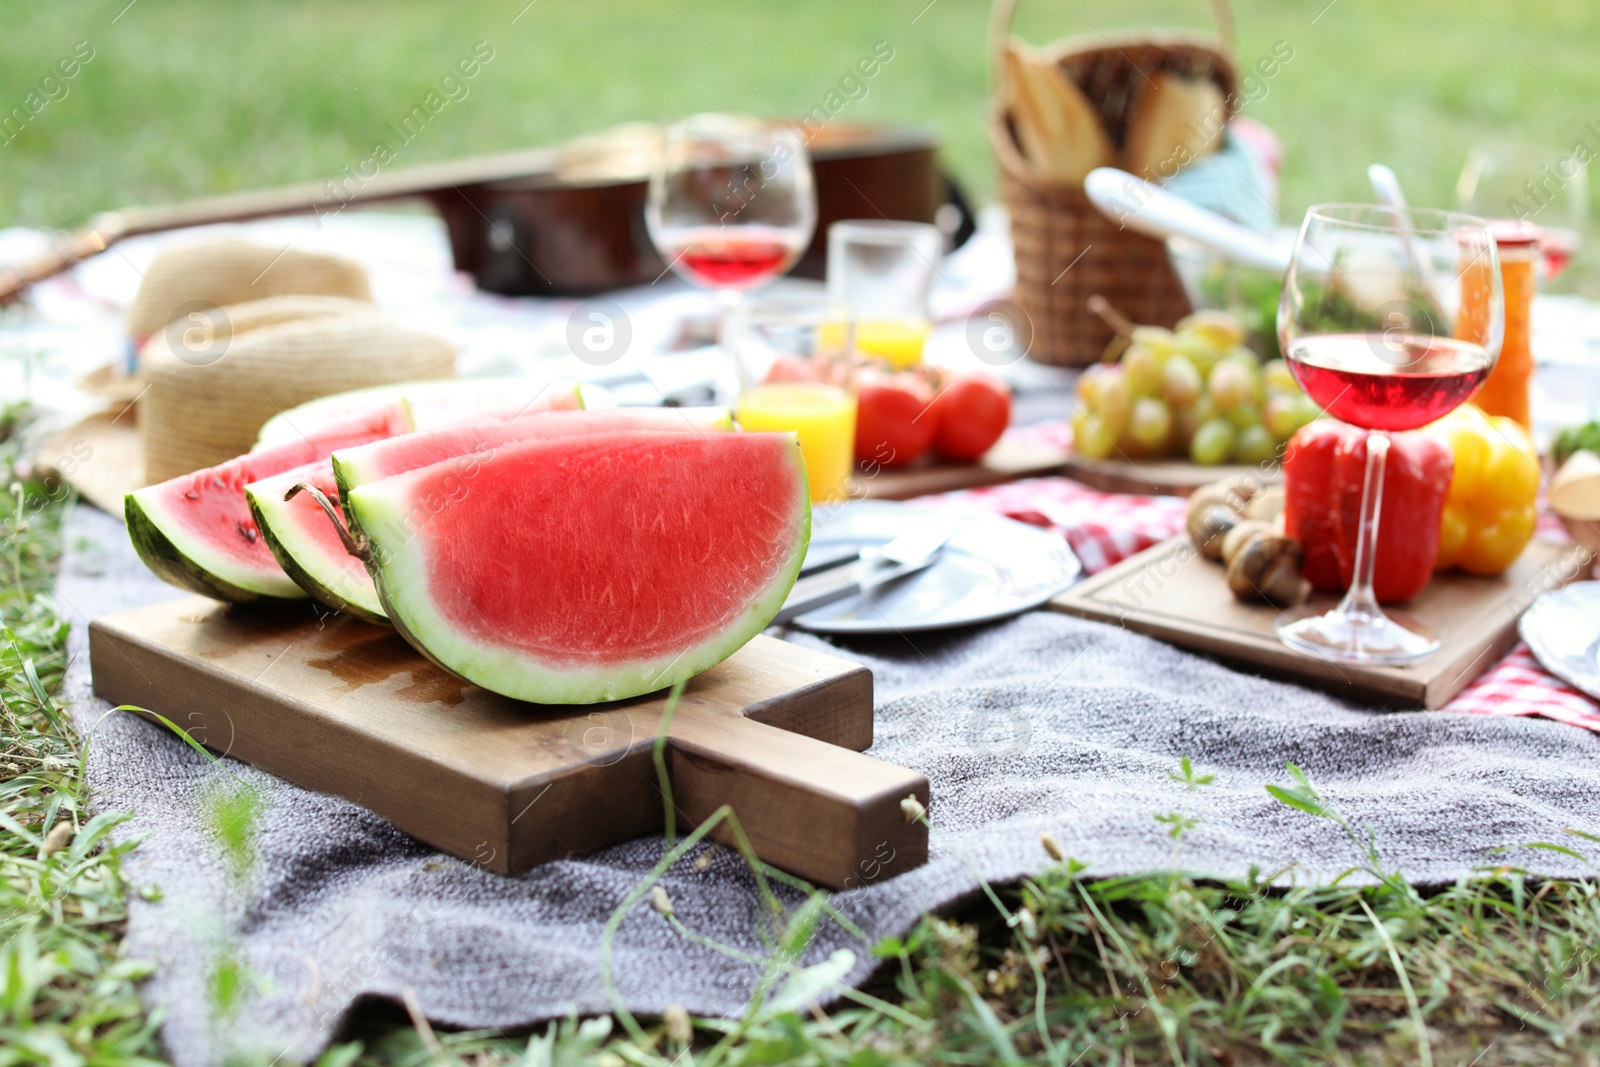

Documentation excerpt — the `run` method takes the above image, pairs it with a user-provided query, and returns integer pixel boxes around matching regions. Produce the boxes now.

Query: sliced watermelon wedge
[250,408,731,623]
[246,462,387,623]
[253,378,585,448]
[126,405,409,602]
[331,406,733,505]
[345,429,810,705]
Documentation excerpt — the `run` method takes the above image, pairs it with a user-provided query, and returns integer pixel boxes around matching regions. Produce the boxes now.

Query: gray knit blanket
[57,505,1600,1067]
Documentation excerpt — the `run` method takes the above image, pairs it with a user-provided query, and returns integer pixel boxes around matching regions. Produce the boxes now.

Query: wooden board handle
[668,714,929,891]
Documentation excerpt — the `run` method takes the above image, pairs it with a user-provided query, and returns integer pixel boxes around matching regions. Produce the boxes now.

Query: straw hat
[126,239,373,342]
[140,298,455,482]
[178,293,376,336]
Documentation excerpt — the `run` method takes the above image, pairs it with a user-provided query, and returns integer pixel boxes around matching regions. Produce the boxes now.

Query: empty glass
[826,220,942,369]
[1457,142,1588,289]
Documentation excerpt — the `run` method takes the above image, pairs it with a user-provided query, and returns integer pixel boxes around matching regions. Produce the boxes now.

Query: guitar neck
[0,142,571,305]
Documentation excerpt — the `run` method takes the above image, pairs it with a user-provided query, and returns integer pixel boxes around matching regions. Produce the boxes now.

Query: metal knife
[798,543,864,577]
[774,524,955,626]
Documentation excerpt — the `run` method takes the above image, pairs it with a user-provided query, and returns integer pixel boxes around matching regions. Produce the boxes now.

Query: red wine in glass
[662,226,806,290]
[1286,333,1493,432]
[1540,226,1582,279]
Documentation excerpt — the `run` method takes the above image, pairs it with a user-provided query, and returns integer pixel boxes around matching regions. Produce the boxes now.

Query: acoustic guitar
[0,121,973,303]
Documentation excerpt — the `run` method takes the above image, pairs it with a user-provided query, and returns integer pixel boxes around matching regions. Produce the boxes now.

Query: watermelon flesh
[346,429,810,704]
[253,378,585,449]
[126,404,410,602]
[246,462,387,623]
[332,406,733,504]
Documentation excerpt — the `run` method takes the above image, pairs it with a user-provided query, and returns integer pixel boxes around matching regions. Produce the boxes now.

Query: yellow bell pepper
[1422,405,1539,575]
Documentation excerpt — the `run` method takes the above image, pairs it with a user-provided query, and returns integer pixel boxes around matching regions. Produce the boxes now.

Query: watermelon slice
[249,407,733,624]
[125,405,409,602]
[407,379,589,431]
[345,429,810,704]
[253,378,585,448]
[246,462,387,623]
[331,406,734,505]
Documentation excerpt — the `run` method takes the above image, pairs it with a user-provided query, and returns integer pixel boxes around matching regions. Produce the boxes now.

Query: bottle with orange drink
[1468,220,1540,429]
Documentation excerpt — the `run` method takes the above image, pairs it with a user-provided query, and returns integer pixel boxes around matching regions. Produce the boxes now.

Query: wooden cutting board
[856,433,1070,500]
[1050,537,1593,708]
[89,597,929,889]
[1059,453,1278,497]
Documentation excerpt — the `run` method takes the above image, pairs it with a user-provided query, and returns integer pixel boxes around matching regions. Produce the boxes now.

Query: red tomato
[854,372,935,468]
[930,373,1011,462]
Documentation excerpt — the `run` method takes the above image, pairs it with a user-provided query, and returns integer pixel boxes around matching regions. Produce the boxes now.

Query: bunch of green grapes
[1071,310,1321,466]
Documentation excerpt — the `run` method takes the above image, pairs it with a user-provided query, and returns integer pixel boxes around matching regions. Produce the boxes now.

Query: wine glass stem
[1336,432,1389,624]
[717,286,745,393]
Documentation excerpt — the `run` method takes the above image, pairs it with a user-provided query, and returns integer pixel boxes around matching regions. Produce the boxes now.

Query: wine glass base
[1275,605,1440,665]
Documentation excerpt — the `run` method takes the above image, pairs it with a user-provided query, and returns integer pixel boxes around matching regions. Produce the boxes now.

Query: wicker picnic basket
[989,0,1238,366]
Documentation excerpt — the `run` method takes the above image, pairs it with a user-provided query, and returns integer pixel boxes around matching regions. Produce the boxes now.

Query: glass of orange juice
[728,300,857,505]
[826,220,942,369]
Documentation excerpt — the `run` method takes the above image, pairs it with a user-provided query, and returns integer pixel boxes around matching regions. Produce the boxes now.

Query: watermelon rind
[344,433,810,705]
[576,383,617,410]
[246,475,388,625]
[125,407,410,604]
[125,491,307,602]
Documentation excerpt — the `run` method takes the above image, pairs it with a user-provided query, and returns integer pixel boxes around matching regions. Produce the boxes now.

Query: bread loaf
[1003,39,1114,186]
[1121,72,1226,180]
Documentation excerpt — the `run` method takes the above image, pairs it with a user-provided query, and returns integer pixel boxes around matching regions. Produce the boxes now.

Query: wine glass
[1457,143,1587,287]
[645,115,817,352]
[1276,204,1504,664]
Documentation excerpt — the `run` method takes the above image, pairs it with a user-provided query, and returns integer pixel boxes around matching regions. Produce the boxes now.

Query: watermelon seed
[285,482,372,563]
[237,522,258,544]
[184,491,200,501]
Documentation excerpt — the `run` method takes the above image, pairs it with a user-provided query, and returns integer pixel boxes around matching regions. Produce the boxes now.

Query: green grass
[1,0,1598,294]
[0,421,163,1066]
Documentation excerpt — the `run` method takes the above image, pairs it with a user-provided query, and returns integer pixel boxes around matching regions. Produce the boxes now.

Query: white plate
[789,501,1082,634]
[1519,581,1600,702]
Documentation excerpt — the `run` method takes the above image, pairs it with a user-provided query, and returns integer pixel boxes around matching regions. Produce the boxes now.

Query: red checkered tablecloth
[930,427,1600,732]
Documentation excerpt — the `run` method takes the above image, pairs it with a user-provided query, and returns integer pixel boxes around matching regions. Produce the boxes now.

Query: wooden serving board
[90,597,929,889]
[1060,453,1278,497]
[1050,537,1593,708]
[858,434,1070,500]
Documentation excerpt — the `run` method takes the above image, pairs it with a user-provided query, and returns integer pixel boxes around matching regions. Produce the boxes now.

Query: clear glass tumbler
[826,219,942,370]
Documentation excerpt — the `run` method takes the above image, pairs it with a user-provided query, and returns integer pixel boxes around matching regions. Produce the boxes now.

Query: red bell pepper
[1282,421,1454,603]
